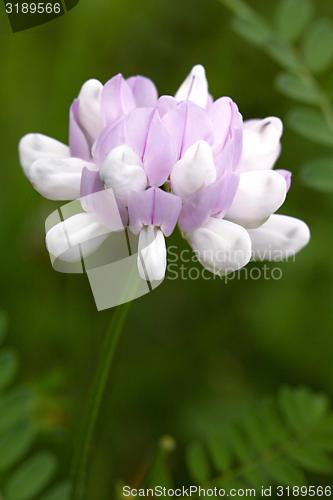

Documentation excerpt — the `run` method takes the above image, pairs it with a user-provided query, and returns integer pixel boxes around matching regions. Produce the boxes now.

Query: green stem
[70,301,132,500]
[219,0,333,131]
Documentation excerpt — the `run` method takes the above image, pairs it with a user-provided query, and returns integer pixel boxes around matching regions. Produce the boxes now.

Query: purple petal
[156,95,178,116]
[211,171,240,217]
[80,166,103,214]
[101,74,136,125]
[127,76,158,107]
[152,188,182,236]
[215,130,243,176]
[80,166,103,197]
[214,103,243,176]
[80,167,126,229]
[206,94,214,109]
[143,110,178,186]
[128,187,181,236]
[69,100,91,161]
[162,101,214,159]
[230,102,243,168]
[209,97,233,150]
[94,107,154,164]
[276,169,292,192]
[178,172,239,233]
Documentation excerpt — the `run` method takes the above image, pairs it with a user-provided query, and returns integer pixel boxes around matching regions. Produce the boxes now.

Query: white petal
[170,140,216,198]
[28,157,94,200]
[46,212,109,262]
[100,146,147,205]
[78,79,103,144]
[186,217,252,275]
[175,64,209,108]
[226,170,287,229]
[248,214,310,261]
[19,133,69,176]
[239,117,283,172]
[137,226,166,281]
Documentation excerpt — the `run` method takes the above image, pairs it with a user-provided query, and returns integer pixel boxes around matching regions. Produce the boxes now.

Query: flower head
[19,65,310,282]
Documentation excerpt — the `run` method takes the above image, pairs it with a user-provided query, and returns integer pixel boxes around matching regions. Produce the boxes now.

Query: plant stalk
[70,300,132,500]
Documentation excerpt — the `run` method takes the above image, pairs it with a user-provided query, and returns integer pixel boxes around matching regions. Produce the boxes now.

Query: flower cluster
[19,65,310,281]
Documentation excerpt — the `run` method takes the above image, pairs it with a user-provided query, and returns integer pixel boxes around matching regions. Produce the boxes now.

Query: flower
[19,65,310,282]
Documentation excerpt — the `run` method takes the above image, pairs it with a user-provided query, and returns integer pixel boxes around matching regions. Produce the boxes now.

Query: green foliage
[287,108,333,146]
[42,483,71,500]
[275,0,314,42]
[220,0,333,192]
[186,442,211,483]
[302,19,333,73]
[275,73,321,105]
[301,158,333,192]
[0,310,8,345]
[266,39,301,72]
[186,387,333,488]
[5,453,57,500]
[0,311,69,500]
[231,16,271,46]
[0,349,19,391]
[146,436,176,489]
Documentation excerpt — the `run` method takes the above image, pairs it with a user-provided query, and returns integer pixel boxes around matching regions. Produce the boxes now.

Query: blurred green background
[1,0,333,497]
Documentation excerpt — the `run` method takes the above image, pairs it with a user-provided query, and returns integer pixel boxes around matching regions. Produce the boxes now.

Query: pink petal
[209,97,233,150]
[128,187,181,236]
[156,96,178,116]
[69,100,91,161]
[214,103,243,176]
[163,101,214,159]
[275,169,292,192]
[143,110,177,186]
[80,167,127,228]
[80,167,103,197]
[94,107,154,164]
[178,172,239,233]
[127,76,158,107]
[101,74,136,125]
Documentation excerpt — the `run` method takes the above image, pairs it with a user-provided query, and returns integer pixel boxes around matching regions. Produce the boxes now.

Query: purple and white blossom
[19,65,310,281]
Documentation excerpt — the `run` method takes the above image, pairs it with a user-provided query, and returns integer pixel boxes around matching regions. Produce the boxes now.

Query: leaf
[266,39,301,71]
[301,158,333,192]
[186,442,210,483]
[0,349,19,391]
[296,388,328,428]
[5,452,58,500]
[229,427,251,463]
[275,73,321,105]
[243,413,270,452]
[0,422,37,472]
[42,482,71,500]
[231,16,271,45]
[258,399,288,444]
[302,19,333,73]
[147,436,175,488]
[264,457,306,486]
[0,310,8,344]
[279,386,305,434]
[287,107,333,147]
[207,435,232,472]
[0,388,33,434]
[275,0,314,41]
[286,444,333,474]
